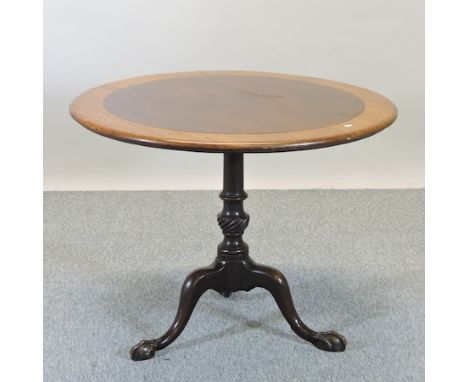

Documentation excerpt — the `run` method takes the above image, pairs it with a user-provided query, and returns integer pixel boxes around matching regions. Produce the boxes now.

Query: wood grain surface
[70,71,397,153]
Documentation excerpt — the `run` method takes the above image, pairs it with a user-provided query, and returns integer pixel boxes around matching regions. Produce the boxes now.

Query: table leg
[130,263,225,361]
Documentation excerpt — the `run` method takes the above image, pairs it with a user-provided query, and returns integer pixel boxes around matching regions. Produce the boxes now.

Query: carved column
[217,153,249,257]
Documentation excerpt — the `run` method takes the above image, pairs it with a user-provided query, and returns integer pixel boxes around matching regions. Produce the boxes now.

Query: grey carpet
[44,190,424,382]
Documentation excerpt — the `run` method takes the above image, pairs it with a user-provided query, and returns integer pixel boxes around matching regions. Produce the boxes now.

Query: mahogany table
[70,71,397,361]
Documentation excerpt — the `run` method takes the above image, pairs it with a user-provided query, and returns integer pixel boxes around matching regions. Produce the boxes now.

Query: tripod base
[130,254,346,361]
[131,153,345,361]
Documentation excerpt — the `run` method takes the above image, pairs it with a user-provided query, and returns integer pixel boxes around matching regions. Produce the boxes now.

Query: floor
[44,190,424,381]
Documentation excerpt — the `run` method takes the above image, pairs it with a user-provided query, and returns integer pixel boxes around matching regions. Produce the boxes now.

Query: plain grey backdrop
[44,0,424,190]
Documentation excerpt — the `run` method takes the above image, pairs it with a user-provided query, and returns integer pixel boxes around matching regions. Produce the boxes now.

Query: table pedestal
[130,153,346,361]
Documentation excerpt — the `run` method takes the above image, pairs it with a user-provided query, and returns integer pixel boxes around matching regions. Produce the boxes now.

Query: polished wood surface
[70,71,397,152]
[103,75,365,134]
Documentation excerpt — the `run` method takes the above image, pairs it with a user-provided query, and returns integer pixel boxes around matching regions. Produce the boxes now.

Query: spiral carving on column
[217,215,250,236]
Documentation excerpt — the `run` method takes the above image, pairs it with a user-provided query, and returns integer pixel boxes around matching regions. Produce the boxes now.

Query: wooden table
[70,71,397,361]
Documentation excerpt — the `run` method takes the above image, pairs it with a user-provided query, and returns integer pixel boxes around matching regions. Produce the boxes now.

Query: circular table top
[70,71,397,153]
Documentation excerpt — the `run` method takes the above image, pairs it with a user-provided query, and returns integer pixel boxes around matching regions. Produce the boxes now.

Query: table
[70,71,397,361]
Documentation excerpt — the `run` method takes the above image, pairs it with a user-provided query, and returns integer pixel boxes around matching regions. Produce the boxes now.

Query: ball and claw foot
[130,340,156,361]
[312,331,347,352]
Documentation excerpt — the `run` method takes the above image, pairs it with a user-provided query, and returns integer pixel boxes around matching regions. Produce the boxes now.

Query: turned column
[217,153,249,257]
